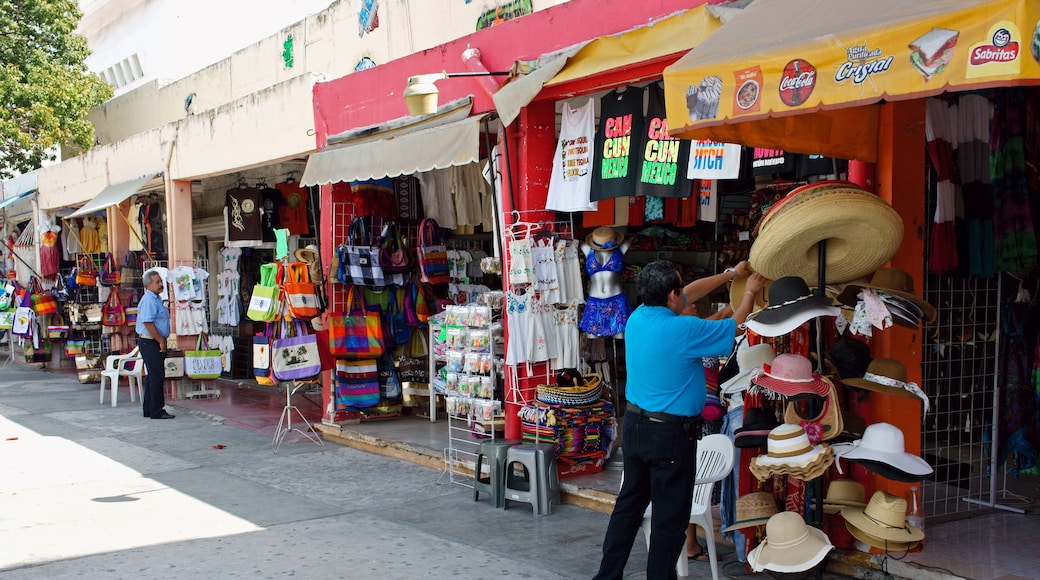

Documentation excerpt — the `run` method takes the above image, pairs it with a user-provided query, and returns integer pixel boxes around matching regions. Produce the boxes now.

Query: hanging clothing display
[634,83,692,199]
[274,181,310,235]
[138,202,166,255]
[260,186,283,243]
[592,87,644,200]
[80,216,101,254]
[62,219,81,261]
[38,215,61,278]
[224,186,264,248]
[991,89,1037,273]
[546,98,597,212]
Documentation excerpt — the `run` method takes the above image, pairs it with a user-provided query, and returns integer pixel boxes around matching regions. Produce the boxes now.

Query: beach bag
[272,318,322,381]
[99,252,122,286]
[102,288,126,327]
[121,250,143,289]
[0,281,14,311]
[415,283,436,323]
[327,286,385,359]
[46,325,69,340]
[246,262,282,322]
[0,311,15,330]
[396,328,430,384]
[417,218,449,284]
[337,217,387,286]
[185,334,223,380]
[76,255,98,287]
[28,277,58,316]
[378,352,402,399]
[12,292,34,336]
[387,288,411,345]
[335,359,380,410]
[70,302,103,327]
[124,293,139,326]
[164,350,185,378]
[378,222,414,273]
[283,261,320,320]
[253,325,272,379]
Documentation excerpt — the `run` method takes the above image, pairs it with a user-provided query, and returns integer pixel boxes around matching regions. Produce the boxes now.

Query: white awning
[301,114,488,187]
[0,190,34,211]
[67,174,160,218]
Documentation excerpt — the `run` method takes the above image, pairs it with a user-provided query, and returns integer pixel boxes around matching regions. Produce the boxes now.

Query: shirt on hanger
[275,181,310,235]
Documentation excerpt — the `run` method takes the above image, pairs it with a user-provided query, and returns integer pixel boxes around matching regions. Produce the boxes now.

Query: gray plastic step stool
[503,443,561,515]
[473,438,521,508]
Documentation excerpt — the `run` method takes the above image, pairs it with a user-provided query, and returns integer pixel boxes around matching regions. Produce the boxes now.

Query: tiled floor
[164,378,1040,580]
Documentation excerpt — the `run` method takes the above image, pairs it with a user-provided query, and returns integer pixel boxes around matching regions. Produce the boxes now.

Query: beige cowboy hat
[810,479,867,515]
[585,226,624,251]
[835,267,936,324]
[722,491,778,532]
[729,274,772,312]
[749,181,904,285]
[293,244,324,283]
[842,490,924,548]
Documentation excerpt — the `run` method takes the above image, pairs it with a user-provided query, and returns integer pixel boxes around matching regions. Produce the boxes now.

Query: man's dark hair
[636,260,681,306]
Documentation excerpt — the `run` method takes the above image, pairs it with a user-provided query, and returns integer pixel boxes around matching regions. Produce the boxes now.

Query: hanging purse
[784,377,844,444]
[272,315,322,381]
[0,311,15,330]
[185,333,223,380]
[28,277,58,317]
[246,262,283,322]
[76,255,99,287]
[124,292,139,326]
[99,252,122,286]
[121,250,143,289]
[415,283,436,323]
[102,288,126,327]
[283,261,320,320]
[337,217,388,287]
[386,287,411,345]
[164,350,185,378]
[396,327,430,384]
[335,359,380,410]
[11,291,34,336]
[253,324,273,380]
[327,286,385,359]
[417,218,450,285]
[378,222,414,273]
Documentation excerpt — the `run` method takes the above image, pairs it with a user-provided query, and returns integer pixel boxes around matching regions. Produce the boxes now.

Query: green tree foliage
[0,0,113,178]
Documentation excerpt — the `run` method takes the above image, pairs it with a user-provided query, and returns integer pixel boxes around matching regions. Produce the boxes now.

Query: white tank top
[546,98,598,212]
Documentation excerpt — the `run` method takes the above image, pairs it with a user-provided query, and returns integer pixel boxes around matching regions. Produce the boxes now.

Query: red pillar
[503,99,557,440]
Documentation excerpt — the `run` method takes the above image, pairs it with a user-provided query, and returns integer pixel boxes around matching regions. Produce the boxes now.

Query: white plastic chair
[99,347,144,407]
[640,433,736,580]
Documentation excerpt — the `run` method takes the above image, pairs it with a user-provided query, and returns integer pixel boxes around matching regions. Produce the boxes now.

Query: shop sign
[966,21,1023,78]
[834,46,894,87]
[779,59,817,106]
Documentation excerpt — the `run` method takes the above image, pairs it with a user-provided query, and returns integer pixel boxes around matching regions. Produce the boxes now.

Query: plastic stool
[472,438,521,508]
[503,443,562,515]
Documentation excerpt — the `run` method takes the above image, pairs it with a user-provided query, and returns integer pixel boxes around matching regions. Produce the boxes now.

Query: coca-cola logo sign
[778,59,816,107]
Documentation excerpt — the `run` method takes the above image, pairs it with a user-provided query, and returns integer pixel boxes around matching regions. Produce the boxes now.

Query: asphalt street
[0,360,643,579]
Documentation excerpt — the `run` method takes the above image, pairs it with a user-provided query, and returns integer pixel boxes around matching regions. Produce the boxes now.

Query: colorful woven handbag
[378,221,414,273]
[338,217,387,287]
[99,253,122,286]
[28,277,58,316]
[327,286,385,360]
[416,218,449,284]
[102,288,126,327]
[76,255,98,287]
[335,359,380,410]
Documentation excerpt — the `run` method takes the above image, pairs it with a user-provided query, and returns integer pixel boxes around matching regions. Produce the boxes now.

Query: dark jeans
[593,413,698,580]
[138,337,166,418]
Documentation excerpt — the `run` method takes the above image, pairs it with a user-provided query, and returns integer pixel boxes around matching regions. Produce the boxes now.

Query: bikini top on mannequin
[585,247,624,276]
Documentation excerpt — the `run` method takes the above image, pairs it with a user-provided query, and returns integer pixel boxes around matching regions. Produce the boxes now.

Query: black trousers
[138,337,166,418]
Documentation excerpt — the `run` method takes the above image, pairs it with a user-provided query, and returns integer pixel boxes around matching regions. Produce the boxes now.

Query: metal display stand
[273,379,325,451]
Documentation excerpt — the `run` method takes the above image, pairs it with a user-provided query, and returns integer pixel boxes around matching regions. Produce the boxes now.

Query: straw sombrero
[842,490,924,547]
[722,492,778,532]
[585,227,624,251]
[750,181,903,284]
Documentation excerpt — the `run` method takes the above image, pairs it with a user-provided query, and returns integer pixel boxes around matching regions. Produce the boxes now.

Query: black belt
[626,402,700,425]
[138,336,157,341]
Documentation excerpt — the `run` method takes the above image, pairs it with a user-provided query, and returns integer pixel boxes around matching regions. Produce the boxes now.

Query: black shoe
[151,412,176,419]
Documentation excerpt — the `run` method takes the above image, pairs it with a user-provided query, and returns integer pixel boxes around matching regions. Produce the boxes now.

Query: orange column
[165,178,194,350]
[871,99,928,499]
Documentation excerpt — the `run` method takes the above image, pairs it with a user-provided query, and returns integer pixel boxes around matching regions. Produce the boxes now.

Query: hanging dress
[80,217,101,254]
[505,290,529,366]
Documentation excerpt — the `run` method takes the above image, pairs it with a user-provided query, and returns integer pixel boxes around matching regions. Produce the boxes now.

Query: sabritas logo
[970,27,1019,65]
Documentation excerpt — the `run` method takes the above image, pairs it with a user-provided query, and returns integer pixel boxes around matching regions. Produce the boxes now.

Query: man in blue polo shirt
[136,270,174,419]
[594,260,764,579]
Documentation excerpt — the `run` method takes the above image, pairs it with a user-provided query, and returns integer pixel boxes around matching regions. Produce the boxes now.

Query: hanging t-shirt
[687,141,743,180]
[275,181,310,235]
[546,98,597,212]
[169,266,196,301]
[795,154,847,178]
[635,83,693,199]
[218,246,242,272]
[191,268,210,305]
[224,187,263,248]
[260,187,282,243]
[751,148,796,176]
[592,87,644,201]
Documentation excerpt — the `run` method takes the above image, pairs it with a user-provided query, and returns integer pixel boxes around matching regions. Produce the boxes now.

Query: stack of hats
[831,422,933,482]
[745,277,840,337]
[750,423,835,482]
[516,401,616,463]
[842,490,925,552]
[836,268,936,330]
[733,406,780,448]
[536,370,603,406]
[747,511,835,573]
[749,353,830,399]
[721,343,776,395]
[749,180,904,285]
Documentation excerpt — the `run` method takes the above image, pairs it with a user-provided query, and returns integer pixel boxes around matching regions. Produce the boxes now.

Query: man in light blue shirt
[136,270,174,419]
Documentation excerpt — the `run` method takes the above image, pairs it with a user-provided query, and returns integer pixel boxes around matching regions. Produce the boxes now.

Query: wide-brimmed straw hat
[749,181,904,284]
[585,226,624,251]
[842,358,927,404]
[811,479,867,515]
[730,275,772,312]
[750,423,835,482]
[721,343,776,395]
[745,277,839,337]
[747,511,834,573]
[836,267,936,324]
[842,491,925,548]
[294,244,324,283]
[831,422,933,480]
[750,353,829,397]
[734,406,780,448]
[722,492,779,532]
